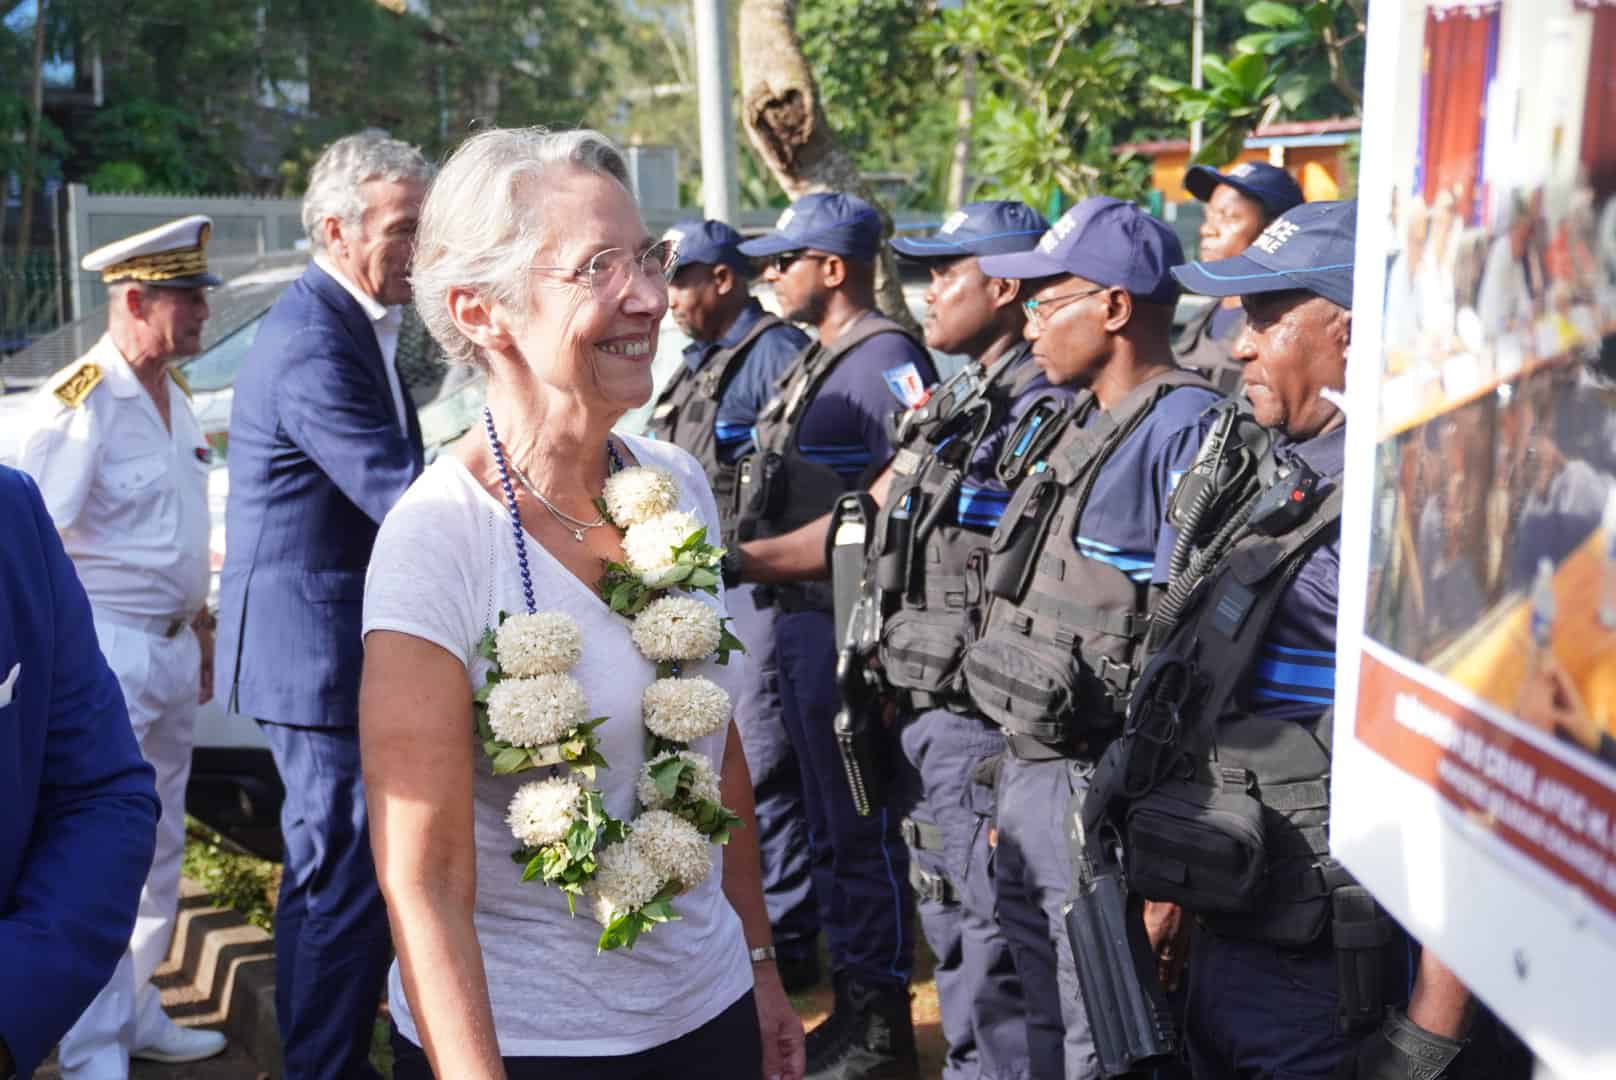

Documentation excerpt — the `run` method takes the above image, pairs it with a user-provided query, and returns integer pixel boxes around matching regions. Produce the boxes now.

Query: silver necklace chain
[507,459,606,542]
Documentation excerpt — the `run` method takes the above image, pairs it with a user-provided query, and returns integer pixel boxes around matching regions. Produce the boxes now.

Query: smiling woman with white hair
[358,126,804,1080]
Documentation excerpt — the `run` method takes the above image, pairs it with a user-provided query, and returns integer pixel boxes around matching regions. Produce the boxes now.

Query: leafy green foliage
[596,884,681,951]
[645,751,744,842]
[1148,0,1365,167]
[598,525,726,617]
[181,820,277,933]
[513,788,627,912]
[923,0,1157,205]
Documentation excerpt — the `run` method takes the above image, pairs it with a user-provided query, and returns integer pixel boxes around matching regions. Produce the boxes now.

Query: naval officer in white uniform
[16,215,229,1076]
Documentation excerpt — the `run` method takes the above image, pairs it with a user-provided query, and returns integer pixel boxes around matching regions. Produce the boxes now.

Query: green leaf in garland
[491,746,530,774]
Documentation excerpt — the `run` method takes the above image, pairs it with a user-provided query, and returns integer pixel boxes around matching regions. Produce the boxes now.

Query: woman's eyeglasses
[769,250,828,274]
[536,238,680,299]
[1022,285,1106,329]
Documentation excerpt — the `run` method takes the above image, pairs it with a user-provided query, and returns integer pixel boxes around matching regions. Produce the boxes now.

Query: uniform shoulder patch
[50,361,104,409]
[169,367,192,398]
[882,363,929,408]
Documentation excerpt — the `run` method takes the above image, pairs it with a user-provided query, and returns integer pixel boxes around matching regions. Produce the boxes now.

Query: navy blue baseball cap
[977,196,1184,306]
[736,192,883,261]
[1172,199,1357,309]
[664,218,752,275]
[890,200,1050,261]
[1184,161,1304,218]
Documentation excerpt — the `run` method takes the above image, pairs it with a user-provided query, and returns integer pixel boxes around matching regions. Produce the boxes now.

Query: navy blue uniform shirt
[793,318,938,481]
[0,466,158,1077]
[956,346,1075,530]
[681,298,808,463]
[1245,424,1345,720]
[1069,383,1222,584]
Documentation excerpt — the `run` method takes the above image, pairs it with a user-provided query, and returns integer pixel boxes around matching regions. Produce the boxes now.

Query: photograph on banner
[1353,0,1616,943]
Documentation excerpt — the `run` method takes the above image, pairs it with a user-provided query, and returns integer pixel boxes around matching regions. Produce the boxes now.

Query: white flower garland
[475,466,743,951]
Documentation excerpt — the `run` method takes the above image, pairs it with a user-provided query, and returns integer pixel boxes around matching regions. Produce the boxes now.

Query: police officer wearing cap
[875,200,1065,1079]
[655,218,820,987]
[959,196,1220,1080]
[731,192,939,1078]
[16,215,230,1073]
[1115,201,1475,1079]
[1174,163,1305,394]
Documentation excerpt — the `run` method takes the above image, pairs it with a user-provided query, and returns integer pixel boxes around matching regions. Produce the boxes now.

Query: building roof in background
[1116,117,1362,157]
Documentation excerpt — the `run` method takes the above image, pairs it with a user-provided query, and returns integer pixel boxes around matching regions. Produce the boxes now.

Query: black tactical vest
[645,313,784,544]
[1122,477,1345,947]
[734,313,924,610]
[961,369,1214,758]
[870,345,1036,709]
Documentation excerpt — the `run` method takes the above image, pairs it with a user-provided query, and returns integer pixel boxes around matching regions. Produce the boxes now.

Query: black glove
[1334,1009,1465,1080]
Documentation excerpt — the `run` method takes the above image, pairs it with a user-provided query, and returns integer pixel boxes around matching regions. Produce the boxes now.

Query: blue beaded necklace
[483,406,624,616]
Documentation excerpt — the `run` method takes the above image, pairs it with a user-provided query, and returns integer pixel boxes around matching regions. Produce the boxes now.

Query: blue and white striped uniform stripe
[715,421,755,463]
[1250,644,1335,707]
[799,440,875,478]
[957,483,1012,529]
[1076,536,1155,582]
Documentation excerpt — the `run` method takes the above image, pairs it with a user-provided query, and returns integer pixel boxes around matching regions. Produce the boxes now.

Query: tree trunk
[945,51,977,212]
[10,0,48,329]
[736,0,918,334]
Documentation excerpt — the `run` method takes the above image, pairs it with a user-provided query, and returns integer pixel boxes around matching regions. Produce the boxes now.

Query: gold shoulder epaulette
[169,367,192,399]
[51,361,104,409]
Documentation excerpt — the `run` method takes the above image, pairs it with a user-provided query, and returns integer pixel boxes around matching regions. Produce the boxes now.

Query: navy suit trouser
[729,586,822,961]
[774,608,913,986]
[896,710,1030,1080]
[260,721,391,1080]
[992,755,1100,1080]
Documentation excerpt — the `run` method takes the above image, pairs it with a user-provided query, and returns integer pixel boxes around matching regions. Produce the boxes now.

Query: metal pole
[693,0,739,223]
[1190,0,1204,158]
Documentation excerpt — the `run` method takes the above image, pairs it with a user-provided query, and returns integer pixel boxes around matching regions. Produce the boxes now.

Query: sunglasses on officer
[769,250,830,274]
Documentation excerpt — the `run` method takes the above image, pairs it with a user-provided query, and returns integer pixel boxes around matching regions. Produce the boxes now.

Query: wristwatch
[721,548,743,589]
[748,945,777,964]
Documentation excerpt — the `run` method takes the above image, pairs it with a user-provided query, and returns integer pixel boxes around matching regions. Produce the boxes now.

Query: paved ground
[38,928,947,1078]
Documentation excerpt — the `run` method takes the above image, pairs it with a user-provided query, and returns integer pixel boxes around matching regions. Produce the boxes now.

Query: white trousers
[57,615,199,1080]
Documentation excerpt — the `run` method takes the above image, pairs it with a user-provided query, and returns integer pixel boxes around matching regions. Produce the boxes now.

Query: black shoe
[778,949,822,994]
[804,977,919,1080]
[804,968,853,1063]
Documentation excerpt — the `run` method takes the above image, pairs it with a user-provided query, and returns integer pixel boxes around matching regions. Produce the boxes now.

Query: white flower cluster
[486,673,590,747]
[603,467,679,527]
[589,839,666,927]
[496,611,583,677]
[506,776,584,849]
[641,675,731,743]
[631,810,713,890]
[621,510,705,581]
[631,596,722,662]
[636,749,724,810]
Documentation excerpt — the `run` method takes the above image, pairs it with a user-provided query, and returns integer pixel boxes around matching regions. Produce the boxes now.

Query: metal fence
[0,253,70,354]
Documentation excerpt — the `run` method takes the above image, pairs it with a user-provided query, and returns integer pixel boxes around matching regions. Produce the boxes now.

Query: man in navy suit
[0,466,159,1079]
[219,130,431,1080]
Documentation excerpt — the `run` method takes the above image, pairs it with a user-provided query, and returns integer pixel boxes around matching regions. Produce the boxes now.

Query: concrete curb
[164,878,282,1077]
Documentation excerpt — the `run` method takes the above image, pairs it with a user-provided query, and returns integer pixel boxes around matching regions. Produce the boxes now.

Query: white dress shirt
[17,336,211,619]
[314,253,409,434]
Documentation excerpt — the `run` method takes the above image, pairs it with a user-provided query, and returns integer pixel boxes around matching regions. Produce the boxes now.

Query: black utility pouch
[961,634,1084,742]
[881,607,970,697]
[1332,885,1393,1035]
[1123,774,1267,913]
[734,451,786,537]
[984,476,1059,600]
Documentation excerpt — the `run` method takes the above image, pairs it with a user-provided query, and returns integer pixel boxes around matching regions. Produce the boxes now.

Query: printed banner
[1336,1,1616,1072]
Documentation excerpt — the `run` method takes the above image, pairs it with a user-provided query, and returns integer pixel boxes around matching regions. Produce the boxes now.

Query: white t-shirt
[362,432,752,1056]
